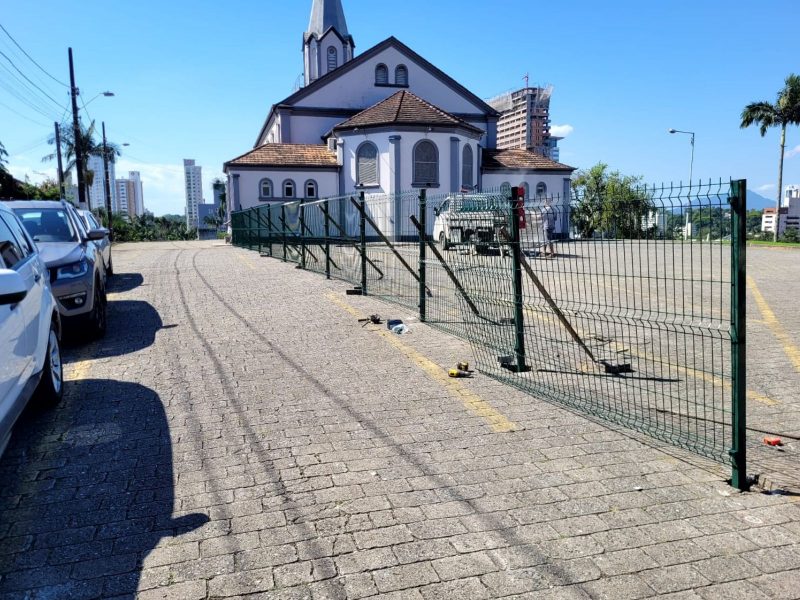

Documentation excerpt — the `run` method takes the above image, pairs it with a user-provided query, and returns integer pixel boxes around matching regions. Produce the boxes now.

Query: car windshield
[13,207,78,243]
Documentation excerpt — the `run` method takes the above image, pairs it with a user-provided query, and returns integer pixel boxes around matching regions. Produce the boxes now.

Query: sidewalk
[0,240,798,599]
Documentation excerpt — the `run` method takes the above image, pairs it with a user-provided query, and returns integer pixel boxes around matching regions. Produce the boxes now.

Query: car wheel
[88,279,107,339]
[35,320,64,406]
[106,256,113,277]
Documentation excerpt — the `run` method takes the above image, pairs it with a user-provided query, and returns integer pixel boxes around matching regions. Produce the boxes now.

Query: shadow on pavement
[108,273,144,294]
[0,379,207,599]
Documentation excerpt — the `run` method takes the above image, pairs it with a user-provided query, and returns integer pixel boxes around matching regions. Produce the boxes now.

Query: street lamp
[669,128,696,238]
[668,128,695,184]
[82,91,115,106]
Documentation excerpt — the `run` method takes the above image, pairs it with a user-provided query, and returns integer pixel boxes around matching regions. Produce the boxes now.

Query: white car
[0,203,63,457]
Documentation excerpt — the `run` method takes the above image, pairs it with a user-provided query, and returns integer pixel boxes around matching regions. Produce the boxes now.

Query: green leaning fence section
[230,179,748,489]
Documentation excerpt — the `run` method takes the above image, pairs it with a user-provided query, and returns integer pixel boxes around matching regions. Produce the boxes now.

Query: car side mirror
[0,269,28,306]
[87,228,108,241]
[433,207,440,217]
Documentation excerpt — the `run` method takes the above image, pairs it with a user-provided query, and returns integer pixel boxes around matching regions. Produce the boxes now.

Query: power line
[0,74,63,121]
[0,22,68,87]
[0,98,49,127]
[0,48,65,108]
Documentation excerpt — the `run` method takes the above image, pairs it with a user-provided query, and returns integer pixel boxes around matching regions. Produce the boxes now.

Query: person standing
[541,198,557,258]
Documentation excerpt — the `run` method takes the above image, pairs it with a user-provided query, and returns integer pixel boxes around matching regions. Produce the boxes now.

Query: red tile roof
[333,90,482,134]
[225,144,338,169]
[482,149,574,172]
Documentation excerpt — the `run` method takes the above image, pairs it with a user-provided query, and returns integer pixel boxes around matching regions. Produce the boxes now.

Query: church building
[224,0,574,232]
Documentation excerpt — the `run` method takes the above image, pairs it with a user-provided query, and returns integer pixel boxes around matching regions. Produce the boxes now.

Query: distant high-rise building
[114,179,135,217]
[129,171,144,215]
[184,159,203,228]
[488,86,560,160]
[86,154,117,211]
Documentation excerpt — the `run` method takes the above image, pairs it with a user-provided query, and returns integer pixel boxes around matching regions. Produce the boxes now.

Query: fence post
[324,199,331,279]
[266,205,273,257]
[257,207,263,254]
[359,192,367,295]
[247,209,255,250]
[729,179,748,491]
[418,189,427,322]
[300,200,307,270]
[281,204,287,262]
[510,186,529,372]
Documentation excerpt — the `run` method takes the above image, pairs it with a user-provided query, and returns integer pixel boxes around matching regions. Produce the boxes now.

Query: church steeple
[303,0,355,86]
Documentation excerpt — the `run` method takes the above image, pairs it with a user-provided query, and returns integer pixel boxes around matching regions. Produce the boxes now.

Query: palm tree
[741,74,800,241]
[42,120,121,205]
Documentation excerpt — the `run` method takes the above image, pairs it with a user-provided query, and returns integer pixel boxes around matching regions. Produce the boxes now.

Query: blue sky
[2,0,799,215]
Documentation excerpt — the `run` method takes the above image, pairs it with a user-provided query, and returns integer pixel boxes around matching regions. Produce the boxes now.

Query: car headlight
[56,259,89,279]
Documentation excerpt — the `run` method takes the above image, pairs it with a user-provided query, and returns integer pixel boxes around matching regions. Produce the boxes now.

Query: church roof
[224,144,338,170]
[333,90,483,134]
[307,0,350,39]
[482,149,575,172]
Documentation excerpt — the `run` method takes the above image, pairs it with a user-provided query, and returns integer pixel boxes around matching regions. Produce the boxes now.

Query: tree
[782,227,799,243]
[740,74,800,241]
[570,163,654,238]
[42,120,121,204]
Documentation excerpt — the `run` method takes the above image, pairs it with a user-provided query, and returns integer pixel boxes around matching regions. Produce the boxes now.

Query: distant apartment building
[113,172,145,219]
[184,159,203,228]
[488,86,560,160]
[86,154,116,211]
[762,185,800,236]
[129,171,144,215]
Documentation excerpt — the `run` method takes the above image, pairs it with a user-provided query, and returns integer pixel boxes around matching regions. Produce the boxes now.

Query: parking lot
[1,240,799,599]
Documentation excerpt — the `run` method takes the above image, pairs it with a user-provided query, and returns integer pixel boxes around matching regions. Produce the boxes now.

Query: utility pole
[101,121,114,241]
[68,48,87,209]
[54,122,65,199]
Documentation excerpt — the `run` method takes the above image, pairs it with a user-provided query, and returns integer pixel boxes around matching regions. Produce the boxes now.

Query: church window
[259,178,273,199]
[283,179,296,198]
[356,142,378,186]
[536,182,547,197]
[461,145,473,189]
[375,64,389,85]
[395,65,408,86]
[305,180,318,198]
[327,46,337,73]
[413,140,439,186]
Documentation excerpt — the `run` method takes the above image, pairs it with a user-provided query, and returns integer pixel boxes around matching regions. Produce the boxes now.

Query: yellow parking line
[748,276,800,373]
[66,358,91,382]
[238,254,256,270]
[325,292,519,433]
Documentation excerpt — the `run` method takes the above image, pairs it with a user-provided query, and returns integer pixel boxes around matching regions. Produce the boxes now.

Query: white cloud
[550,124,574,138]
[786,144,800,159]
[756,183,776,193]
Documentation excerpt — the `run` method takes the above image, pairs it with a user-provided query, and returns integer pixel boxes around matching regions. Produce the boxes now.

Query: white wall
[230,168,339,211]
[482,172,571,234]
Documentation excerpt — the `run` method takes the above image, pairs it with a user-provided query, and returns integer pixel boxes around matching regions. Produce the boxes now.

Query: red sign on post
[516,186,526,229]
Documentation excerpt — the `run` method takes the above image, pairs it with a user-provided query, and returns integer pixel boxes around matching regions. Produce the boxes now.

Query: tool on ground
[448,368,472,378]
[358,314,382,326]
[764,437,784,447]
[499,226,633,375]
[387,319,403,330]
[457,361,470,371]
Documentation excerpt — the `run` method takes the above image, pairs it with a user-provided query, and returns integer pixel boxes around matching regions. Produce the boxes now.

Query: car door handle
[34,273,42,282]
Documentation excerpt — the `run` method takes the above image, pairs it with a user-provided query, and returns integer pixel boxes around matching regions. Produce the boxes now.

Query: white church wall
[294,46,488,117]
[230,168,339,211]
[290,116,350,144]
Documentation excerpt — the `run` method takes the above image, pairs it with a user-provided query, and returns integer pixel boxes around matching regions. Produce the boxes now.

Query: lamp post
[669,128,696,238]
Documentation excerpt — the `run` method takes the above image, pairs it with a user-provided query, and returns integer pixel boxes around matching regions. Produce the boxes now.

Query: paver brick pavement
[0,241,798,598]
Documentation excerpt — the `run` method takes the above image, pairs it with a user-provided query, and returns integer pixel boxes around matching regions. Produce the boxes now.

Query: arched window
[375,64,389,85]
[536,182,547,197]
[461,145,473,190]
[500,182,512,196]
[395,65,408,86]
[413,140,439,186]
[327,46,337,73]
[283,179,296,198]
[259,178,273,199]
[305,180,318,198]
[519,182,530,200]
[356,142,378,186]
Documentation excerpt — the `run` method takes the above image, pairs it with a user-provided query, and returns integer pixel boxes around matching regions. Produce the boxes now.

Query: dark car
[77,209,112,275]
[4,200,108,338]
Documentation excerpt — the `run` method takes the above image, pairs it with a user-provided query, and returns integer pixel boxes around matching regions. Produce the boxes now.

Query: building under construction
[488,85,560,161]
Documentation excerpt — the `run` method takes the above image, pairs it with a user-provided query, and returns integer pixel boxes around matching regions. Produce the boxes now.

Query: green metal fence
[230,179,748,489]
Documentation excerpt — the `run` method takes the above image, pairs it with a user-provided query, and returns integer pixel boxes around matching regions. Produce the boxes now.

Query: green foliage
[570,163,654,238]
[746,209,763,234]
[781,227,800,243]
[17,178,62,200]
[741,74,800,136]
[111,213,196,242]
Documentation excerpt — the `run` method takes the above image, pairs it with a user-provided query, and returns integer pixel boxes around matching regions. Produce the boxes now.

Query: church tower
[303,0,355,85]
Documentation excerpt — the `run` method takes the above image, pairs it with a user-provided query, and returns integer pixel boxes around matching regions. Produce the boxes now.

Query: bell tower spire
[303,0,355,85]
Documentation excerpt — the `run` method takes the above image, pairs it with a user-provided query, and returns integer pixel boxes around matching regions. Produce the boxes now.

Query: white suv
[0,203,63,457]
